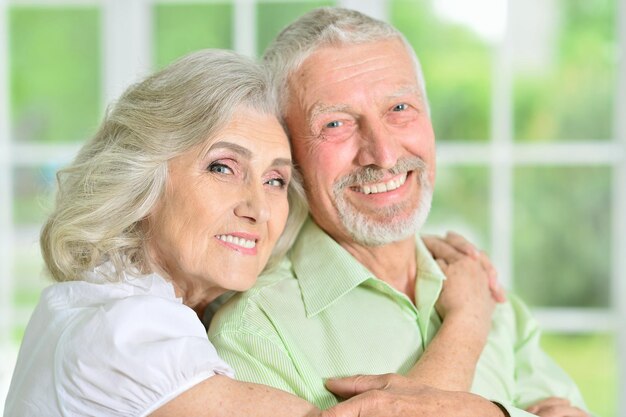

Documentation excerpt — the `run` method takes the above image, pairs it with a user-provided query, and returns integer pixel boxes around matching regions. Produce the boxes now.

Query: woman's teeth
[216,235,256,249]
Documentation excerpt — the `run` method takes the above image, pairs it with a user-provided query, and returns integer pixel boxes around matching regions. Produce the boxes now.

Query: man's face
[285,38,436,247]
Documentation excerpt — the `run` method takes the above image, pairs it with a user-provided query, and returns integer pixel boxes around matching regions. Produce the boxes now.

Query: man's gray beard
[332,157,433,247]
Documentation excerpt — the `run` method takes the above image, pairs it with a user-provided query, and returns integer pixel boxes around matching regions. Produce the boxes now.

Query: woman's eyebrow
[208,141,292,169]
[208,141,252,158]
[272,158,293,169]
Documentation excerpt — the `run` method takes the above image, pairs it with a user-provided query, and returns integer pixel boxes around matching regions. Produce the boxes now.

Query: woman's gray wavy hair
[41,49,308,282]
[262,7,430,120]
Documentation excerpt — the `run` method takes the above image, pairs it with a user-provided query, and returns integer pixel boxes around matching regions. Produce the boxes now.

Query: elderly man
[209,7,590,417]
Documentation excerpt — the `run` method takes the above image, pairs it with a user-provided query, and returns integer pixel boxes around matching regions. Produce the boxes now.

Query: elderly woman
[4,48,317,416]
[4,49,501,417]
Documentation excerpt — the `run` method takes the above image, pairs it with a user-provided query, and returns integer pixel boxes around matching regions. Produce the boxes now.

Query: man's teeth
[216,235,256,249]
[357,173,407,195]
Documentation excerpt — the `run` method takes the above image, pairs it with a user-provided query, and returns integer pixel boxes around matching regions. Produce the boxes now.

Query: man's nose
[356,120,400,169]
[234,182,270,224]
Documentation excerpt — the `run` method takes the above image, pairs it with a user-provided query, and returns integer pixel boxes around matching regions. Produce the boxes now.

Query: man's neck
[340,237,418,302]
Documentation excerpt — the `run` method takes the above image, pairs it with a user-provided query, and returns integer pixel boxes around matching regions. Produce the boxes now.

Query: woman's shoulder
[39,263,178,308]
[8,266,233,416]
[53,265,216,365]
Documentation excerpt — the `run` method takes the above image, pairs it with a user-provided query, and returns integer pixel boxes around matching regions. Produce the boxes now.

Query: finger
[476,251,506,302]
[527,397,571,410]
[530,405,587,417]
[422,235,463,263]
[568,407,590,417]
[320,391,386,417]
[444,231,480,258]
[477,250,498,280]
[436,258,448,271]
[320,395,368,417]
[325,374,392,398]
[525,397,577,417]
[488,274,507,303]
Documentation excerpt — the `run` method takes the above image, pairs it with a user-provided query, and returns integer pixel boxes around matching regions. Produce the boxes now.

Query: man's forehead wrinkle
[305,83,419,120]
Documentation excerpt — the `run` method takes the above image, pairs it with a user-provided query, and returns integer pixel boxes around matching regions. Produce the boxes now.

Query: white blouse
[4,264,234,417]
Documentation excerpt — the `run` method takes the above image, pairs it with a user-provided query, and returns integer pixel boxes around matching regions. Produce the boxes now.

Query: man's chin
[339,212,424,247]
[335,187,432,246]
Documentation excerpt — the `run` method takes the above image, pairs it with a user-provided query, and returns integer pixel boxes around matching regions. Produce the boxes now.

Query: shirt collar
[414,237,446,334]
[290,218,373,317]
[289,217,446,318]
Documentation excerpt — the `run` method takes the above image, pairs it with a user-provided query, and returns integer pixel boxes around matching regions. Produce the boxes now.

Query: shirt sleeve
[508,295,591,413]
[57,295,234,417]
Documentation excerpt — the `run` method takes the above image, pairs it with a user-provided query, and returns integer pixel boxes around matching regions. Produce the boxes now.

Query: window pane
[541,332,617,417]
[256,1,334,56]
[9,7,101,143]
[391,0,492,142]
[424,166,490,252]
[154,4,233,68]
[13,166,57,226]
[13,229,48,343]
[513,0,617,141]
[513,166,611,307]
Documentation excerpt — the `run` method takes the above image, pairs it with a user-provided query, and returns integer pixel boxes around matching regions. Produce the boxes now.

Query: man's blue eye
[326,120,343,128]
[393,103,408,112]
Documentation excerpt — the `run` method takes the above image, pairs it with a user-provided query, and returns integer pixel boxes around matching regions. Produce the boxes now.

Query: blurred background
[0,0,624,415]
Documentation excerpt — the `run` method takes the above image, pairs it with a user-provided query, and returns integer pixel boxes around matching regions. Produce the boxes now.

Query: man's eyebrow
[387,85,421,100]
[309,103,351,121]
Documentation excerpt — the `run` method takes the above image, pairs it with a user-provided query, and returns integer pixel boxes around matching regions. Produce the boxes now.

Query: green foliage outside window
[425,166,490,252]
[513,166,611,307]
[542,333,617,417]
[257,1,334,56]
[154,4,233,68]
[390,0,491,142]
[514,0,617,141]
[9,7,101,143]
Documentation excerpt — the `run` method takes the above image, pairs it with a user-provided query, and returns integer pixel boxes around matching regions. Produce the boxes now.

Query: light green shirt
[209,218,589,416]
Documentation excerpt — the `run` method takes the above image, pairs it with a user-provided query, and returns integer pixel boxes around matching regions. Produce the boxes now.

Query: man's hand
[526,397,590,417]
[320,374,506,417]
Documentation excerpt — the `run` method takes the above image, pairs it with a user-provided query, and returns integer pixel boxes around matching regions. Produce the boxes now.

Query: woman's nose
[233,182,270,224]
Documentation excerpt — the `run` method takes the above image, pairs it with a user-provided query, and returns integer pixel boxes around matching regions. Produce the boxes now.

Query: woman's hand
[526,397,590,417]
[423,231,506,327]
[423,231,506,304]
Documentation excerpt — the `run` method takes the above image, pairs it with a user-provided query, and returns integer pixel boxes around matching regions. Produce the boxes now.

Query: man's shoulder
[209,257,303,336]
[488,292,539,345]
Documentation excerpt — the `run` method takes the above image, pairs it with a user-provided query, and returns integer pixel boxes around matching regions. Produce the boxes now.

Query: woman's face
[146,108,292,305]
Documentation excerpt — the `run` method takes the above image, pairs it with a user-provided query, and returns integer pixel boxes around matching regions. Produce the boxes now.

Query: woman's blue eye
[208,163,233,174]
[326,120,343,128]
[266,178,286,188]
[393,103,409,112]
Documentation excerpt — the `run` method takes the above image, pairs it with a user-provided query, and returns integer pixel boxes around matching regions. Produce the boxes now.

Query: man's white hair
[262,6,430,121]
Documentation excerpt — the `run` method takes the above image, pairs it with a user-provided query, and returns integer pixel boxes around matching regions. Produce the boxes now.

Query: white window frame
[1,0,624,413]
